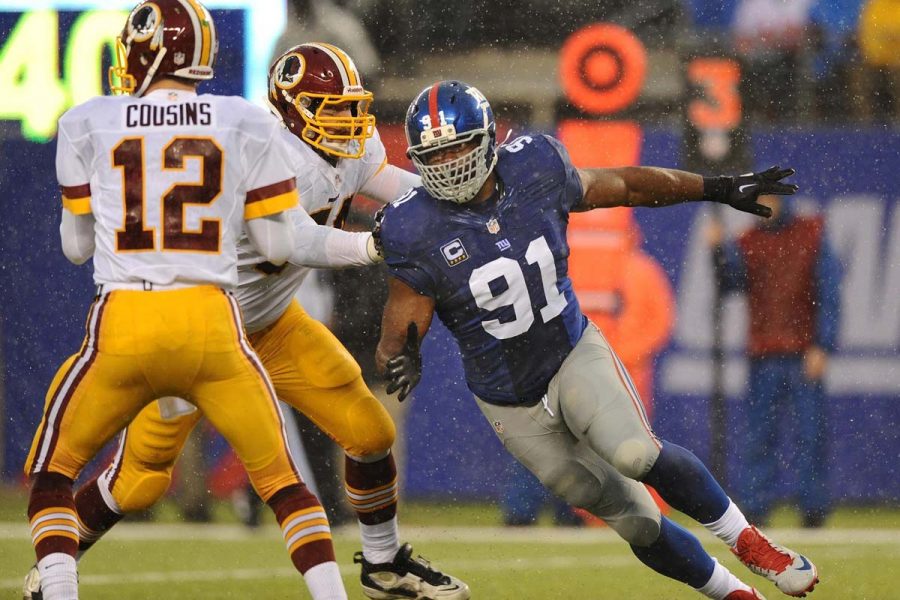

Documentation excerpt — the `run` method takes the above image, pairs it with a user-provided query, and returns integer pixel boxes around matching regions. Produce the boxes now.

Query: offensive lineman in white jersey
[26,43,470,600]
[22,3,350,600]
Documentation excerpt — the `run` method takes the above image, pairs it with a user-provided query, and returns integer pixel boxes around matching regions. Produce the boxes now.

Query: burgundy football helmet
[109,0,218,97]
[267,43,376,159]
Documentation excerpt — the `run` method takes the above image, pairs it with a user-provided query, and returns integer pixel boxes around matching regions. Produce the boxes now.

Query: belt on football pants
[96,281,204,293]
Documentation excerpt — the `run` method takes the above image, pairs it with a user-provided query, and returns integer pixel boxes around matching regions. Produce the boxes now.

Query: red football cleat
[732,526,819,597]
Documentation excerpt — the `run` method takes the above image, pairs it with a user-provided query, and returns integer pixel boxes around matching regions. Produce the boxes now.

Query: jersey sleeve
[242,112,299,220]
[357,127,389,188]
[379,196,438,297]
[56,111,93,215]
[541,134,584,213]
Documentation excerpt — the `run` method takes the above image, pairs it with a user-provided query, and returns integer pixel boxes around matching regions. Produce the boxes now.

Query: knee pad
[611,438,660,480]
[613,513,661,547]
[110,437,181,513]
[341,382,396,457]
[581,467,661,546]
[112,471,172,513]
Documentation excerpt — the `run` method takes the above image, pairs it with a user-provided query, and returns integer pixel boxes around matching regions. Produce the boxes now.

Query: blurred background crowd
[282,0,900,125]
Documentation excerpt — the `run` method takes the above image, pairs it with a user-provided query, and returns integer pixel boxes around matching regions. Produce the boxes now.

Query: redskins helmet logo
[129,2,162,43]
[274,53,306,90]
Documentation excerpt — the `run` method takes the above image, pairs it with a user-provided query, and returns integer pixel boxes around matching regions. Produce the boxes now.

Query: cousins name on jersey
[125,102,212,128]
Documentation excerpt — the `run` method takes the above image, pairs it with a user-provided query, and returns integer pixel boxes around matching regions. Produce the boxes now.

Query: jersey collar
[144,89,199,101]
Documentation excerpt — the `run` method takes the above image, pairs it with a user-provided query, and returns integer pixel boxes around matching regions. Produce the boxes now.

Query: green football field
[1,489,898,599]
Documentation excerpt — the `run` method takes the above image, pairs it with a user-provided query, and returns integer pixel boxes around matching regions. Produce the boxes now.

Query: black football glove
[385,323,421,402]
[703,166,798,218]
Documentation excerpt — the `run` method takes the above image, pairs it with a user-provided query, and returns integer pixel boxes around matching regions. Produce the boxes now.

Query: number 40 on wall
[0,10,124,142]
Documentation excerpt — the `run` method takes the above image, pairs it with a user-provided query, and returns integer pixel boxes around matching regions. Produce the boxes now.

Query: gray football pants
[476,323,663,546]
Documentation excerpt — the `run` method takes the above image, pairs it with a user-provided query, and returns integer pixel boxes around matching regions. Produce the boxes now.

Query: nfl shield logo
[486,218,500,234]
[173,51,186,66]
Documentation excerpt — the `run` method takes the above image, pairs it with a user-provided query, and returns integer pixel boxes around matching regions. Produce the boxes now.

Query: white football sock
[303,561,347,600]
[38,553,78,600]
[704,499,750,547]
[359,516,400,564]
[696,558,754,600]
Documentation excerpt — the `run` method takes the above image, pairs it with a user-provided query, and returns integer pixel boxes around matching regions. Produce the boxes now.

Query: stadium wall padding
[1,129,897,509]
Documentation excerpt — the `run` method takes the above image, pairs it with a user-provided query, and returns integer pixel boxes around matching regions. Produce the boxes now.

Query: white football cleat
[354,543,470,600]
[732,526,819,597]
[22,564,42,600]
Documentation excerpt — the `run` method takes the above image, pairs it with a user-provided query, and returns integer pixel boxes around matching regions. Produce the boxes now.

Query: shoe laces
[734,527,793,575]
[354,545,451,586]
[402,551,451,586]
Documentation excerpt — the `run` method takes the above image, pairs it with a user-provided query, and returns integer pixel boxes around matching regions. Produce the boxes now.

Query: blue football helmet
[405,80,497,204]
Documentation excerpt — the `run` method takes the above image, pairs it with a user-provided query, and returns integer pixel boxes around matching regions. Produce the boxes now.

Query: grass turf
[0,486,898,599]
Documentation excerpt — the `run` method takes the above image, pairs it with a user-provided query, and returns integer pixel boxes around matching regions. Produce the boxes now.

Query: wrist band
[702,176,732,202]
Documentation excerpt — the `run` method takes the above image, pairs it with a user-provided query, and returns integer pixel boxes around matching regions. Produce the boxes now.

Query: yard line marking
[0,555,633,589]
[0,522,900,546]
[1,523,899,545]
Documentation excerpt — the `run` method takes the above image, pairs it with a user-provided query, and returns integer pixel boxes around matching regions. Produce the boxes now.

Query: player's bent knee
[539,463,603,508]
[614,514,661,547]
[113,471,171,512]
[340,383,396,457]
[611,438,659,480]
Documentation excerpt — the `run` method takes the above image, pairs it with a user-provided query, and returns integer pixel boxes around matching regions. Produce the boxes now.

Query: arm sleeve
[380,204,438,297]
[244,212,294,265]
[542,135,585,213]
[288,208,376,268]
[360,164,421,205]
[55,116,93,216]
[59,209,95,265]
[814,236,842,351]
[243,120,299,220]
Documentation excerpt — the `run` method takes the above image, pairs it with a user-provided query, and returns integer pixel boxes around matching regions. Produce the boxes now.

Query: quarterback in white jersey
[58,90,299,289]
[47,42,471,600]
[23,4,349,600]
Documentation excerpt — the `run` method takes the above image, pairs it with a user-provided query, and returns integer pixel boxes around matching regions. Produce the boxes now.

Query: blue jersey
[380,134,588,406]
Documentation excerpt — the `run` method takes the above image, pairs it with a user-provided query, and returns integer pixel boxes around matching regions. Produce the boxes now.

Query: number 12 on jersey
[112,136,223,253]
[469,236,568,339]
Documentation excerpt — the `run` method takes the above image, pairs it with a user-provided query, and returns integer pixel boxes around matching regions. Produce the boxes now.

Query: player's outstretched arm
[576,165,798,217]
[376,277,435,401]
[360,164,421,205]
[245,212,294,266]
[288,208,381,268]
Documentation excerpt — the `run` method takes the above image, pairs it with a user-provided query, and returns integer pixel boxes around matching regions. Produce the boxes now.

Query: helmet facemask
[409,128,497,204]
[293,88,376,159]
[108,37,138,95]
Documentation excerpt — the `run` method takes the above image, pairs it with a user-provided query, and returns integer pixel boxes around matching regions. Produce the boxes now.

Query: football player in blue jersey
[374,80,819,600]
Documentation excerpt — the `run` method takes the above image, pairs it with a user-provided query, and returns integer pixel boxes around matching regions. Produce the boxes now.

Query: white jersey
[236,127,388,332]
[56,89,298,288]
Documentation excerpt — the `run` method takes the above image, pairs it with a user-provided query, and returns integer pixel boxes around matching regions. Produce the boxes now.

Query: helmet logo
[129,3,161,43]
[274,53,306,90]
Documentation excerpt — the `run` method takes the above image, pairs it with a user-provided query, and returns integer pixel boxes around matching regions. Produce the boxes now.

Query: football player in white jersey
[22,3,349,600]
[26,43,470,600]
